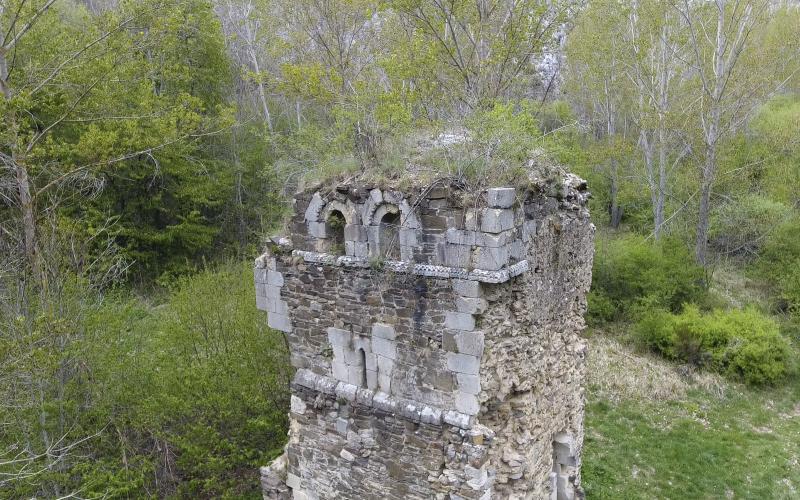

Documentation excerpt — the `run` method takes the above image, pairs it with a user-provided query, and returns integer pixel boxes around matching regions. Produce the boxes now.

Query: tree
[391,0,569,116]
[567,0,689,238]
[675,0,798,265]
[0,0,236,493]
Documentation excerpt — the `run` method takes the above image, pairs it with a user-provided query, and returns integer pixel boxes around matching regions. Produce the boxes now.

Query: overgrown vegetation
[0,264,290,497]
[588,235,706,324]
[583,335,800,499]
[636,306,793,385]
[1,0,799,496]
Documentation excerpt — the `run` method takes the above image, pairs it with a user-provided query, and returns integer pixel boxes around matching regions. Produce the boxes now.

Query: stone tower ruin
[255,171,594,499]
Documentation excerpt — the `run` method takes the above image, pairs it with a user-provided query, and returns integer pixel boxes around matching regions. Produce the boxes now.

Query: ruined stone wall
[256,175,593,500]
[477,190,594,498]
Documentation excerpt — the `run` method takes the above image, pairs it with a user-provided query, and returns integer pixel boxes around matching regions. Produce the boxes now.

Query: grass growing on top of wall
[582,335,800,499]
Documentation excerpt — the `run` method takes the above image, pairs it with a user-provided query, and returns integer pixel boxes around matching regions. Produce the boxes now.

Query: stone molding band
[292,250,530,284]
[292,369,474,429]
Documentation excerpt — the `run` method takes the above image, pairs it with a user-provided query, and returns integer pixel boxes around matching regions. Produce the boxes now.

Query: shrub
[586,290,616,326]
[635,305,793,385]
[756,216,800,316]
[588,235,706,323]
[710,194,790,257]
[0,263,292,498]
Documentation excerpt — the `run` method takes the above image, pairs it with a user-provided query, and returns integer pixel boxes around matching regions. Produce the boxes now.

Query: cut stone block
[376,355,394,374]
[400,245,414,261]
[335,417,349,436]
[286,472,302,490]
[480,231,514,248]
[455,391,480,415]
[378,373,391,393]
[332,360,349,382]
[446,352,480,375]
[266,271,284,286]
[366,368,378,390]
[420,406,442,425]
[474,245,509,271]
[290,394,306,415]
[344,224,367,242]
[445,311,476,331]
[509,239,525,260]
[304,192,325,222]
[446,228,477,246]
[268,299,289,316]
[372,337,397,359]
[327,327,352,347]
[343,347,363,365]
[308,221,327,238]
[453,279,482,298]
[264,284,281,299]
[345,241,369,258]
[486,187,516,208]
[267,312,292,332]
[372,323,396,340]
[399,228,418,246]
[481,208,515,233]
[355,388,373,405]
[334,381,358,402]
[465,209,479,231]
[454,331,485,356]
[455,297,488,314]
[443,410,471,429]
[444,243,472,268]
[372,391,395,412]
[347,365,365,385]
[254,268,267,283]
[456,373,481,395]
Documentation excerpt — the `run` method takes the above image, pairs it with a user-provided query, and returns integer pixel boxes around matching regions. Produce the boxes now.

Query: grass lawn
[582,335,800,499]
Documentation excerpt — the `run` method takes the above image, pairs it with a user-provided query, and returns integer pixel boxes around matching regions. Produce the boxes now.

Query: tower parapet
[256,172,594,499]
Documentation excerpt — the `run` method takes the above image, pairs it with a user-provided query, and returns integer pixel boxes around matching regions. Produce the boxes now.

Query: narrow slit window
[378,211,401,260]
[327,210,346,255]
[358,348,368,388]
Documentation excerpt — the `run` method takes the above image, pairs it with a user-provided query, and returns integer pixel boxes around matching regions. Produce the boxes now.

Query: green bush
[588,235,706,324]
[756,216,800,316]
[710,194,790,256]
[635,305,793,385]
[0,263,291,498]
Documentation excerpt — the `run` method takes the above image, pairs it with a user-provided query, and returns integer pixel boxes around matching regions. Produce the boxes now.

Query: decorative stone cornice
[292,250,529,284]
[292,369,473,429]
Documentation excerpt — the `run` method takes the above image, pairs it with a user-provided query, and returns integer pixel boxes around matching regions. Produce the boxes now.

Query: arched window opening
[358,348,368,388]
[379,211,401,260]
[326,210,346,255]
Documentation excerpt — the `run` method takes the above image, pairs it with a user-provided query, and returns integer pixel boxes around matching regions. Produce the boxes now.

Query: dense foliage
[587,235,706,324]
[0,264,290,497]
[1,0,799,496]
[636,306,793,385]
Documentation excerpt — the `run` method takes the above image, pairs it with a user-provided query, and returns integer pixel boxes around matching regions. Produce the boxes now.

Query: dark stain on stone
[412,277,428,330]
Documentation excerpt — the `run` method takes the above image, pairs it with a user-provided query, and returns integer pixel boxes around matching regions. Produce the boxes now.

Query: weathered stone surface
[446,352,480,375]
[480,208,514,233]
[267,313,292,333]
[256,174,593,499]
[445,311,476,332]
[453,279,482,298]
[486,187,516,209]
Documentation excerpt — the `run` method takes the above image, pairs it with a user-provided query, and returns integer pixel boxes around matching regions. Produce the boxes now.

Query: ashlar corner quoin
[255,171,594,500]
